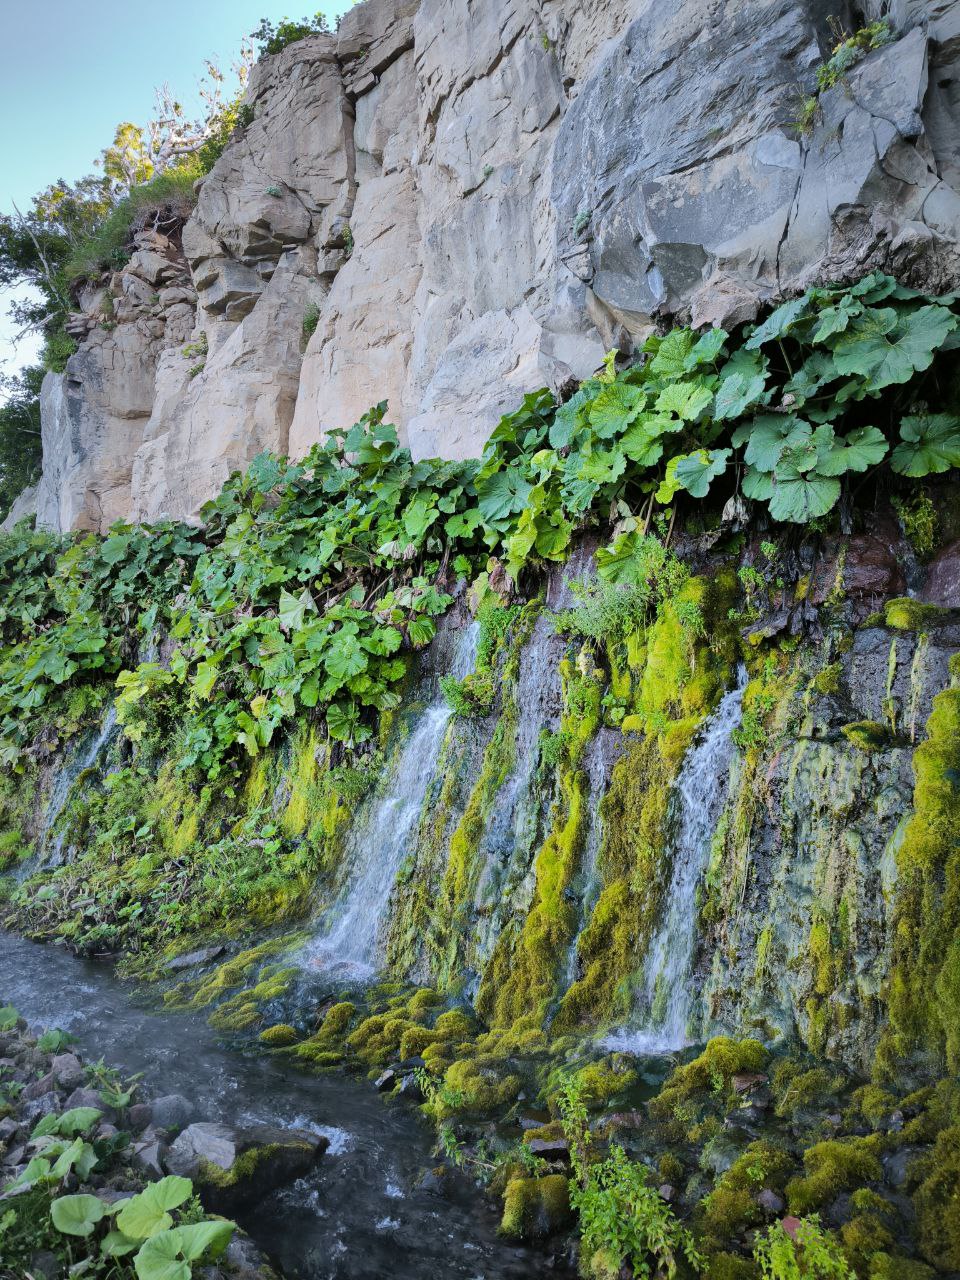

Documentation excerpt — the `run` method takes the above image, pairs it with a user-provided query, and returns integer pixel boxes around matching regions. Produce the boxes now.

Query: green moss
[912,1123,960,1270]
[810,662,843,697]
[259,1023,298,1047]
[195,1140,312,1190]
[699,1141,794,1244]
[499,1174,571,1240]
[206,965,296,1032]
[786,1137,883,1215]
[868,1256,935,1280]
[476,654,603,1033]
[439,1055,522,1118]
[878,687,960,1075]
[651,1037,769,1118]
[841,720,892,751]
[884,598,950,631]
[184,939,296,1008]
[847,1084,897,1128]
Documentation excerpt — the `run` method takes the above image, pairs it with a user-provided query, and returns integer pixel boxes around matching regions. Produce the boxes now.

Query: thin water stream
[303,623,480,976]
[605,668,747,1053]
[0,931,563,1280]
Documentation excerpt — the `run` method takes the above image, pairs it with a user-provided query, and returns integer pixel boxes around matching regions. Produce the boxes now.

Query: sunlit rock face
[32,0,960,530]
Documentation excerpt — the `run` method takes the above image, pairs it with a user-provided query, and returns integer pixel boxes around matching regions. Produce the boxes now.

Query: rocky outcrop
[31,0,960,530]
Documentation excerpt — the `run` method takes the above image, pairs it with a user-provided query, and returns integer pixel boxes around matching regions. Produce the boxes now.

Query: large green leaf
[831,304,956,389]
[587,382,646,438]
[116,1176,193,1242]
[769,462,841,523]
[735,415,811,472]
[742,466,773,501]
[683,327,727,370]
[890,413,960,477]
[324,632,367,682]
[175,1219,236,1261]
[713,370,766,420]
[475,469,533,524]
[648,329,695,378]
[744,296,809,349]
[672,449,730,499]
[50,1193,108,1237]
[134,1231,190,1280]
[278,588,317,633]
[654,382,713,421]
[816,425,888,476]
[31,1107,102,1140]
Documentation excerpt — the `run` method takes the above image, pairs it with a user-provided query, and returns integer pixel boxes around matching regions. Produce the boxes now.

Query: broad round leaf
[175,1219,236,1262]
[817,425,888,476]
[769,465,841,523]
[673,449,730,499]
[891,414,960,477]
[134,1230,190,1280]
[51,1193,107,1237]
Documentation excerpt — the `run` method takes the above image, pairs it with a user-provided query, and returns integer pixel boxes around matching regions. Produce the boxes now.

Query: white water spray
[604,667,747,1053]
[305,623,479,974]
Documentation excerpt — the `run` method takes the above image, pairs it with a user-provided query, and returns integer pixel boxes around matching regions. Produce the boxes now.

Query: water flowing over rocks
[17,0,960,532]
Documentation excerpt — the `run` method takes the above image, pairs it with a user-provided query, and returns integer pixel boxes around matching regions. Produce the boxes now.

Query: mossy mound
[786,1136,883,1215]
[499,1174,572,1240]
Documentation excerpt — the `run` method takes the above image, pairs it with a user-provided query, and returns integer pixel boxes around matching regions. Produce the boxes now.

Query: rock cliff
[23,0,960,532]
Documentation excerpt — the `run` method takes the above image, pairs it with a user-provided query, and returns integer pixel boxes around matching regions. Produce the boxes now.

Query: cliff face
[24,0,960,532]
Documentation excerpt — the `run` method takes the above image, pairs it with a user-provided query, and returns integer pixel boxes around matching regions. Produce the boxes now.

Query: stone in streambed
[149,1094,198,1131]
[165,1121,328,1212]
[49,1053,85,1091]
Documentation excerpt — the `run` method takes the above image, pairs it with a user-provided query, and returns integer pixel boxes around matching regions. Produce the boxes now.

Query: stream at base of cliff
[0,931,564,1280]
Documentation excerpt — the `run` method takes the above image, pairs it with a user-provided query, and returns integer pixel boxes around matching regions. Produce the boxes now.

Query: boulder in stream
[165,1120,328,1211]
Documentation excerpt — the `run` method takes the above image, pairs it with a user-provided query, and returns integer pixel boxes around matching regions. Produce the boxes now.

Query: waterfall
[34,705,120,868]
[563,730,616,990]
[304,623,479,975]
[605,667,747,1054]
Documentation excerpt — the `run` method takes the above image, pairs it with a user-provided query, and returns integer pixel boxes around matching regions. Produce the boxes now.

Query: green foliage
[815,22,892,92]
[754,1216,853,1278]
[0,365,43,519]
[251,12,332,57]
[892,492,939,560]
[571,1144,703,1279]
[0,518,204,763]
[302,301,321,341]
[63,164,202,284]
[2,276,960,783]
[557,1076,702,1277]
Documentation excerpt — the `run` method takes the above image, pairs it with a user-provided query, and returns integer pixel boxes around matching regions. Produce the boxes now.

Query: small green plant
[892,492,938,560]
[816,21,892,92]
[182,333,208,362]
[302,301,321,341]
[573,210,591,237]
[558,1076,703,1277]
[265,184,282,197]
[754,1215,853,1278]
[343,222,354,257]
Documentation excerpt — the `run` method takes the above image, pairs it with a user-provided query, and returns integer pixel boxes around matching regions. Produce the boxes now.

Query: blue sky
[0,1,355,382]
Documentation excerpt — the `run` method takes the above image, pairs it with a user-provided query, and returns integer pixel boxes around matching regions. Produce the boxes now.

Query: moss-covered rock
[499,1173,571,1240]
[786,1136,883,1215]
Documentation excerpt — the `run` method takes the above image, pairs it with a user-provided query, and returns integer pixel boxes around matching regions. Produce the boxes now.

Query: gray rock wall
[32,0,960,530]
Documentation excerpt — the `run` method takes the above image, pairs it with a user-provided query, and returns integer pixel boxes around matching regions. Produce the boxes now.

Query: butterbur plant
[50,1176,235,1280]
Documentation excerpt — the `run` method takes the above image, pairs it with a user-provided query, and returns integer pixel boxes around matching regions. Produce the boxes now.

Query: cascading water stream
[304,622,479,974]
[14,705,121,882]
[605,666,747,1053]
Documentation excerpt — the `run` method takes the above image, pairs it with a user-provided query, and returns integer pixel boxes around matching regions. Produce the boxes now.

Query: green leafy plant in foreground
[557,1076,703,1277]
[754,1215,854,1278]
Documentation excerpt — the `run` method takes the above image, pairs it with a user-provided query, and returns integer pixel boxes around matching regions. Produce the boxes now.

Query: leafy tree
[0,366,43,518]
